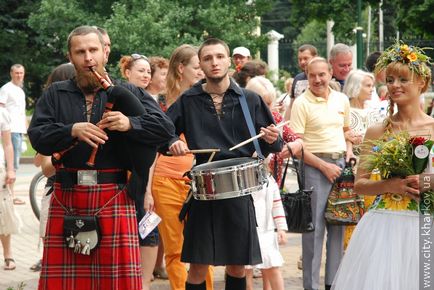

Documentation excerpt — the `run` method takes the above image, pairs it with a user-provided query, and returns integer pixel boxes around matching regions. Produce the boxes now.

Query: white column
[327,20,335,59]
[266,30,284,82]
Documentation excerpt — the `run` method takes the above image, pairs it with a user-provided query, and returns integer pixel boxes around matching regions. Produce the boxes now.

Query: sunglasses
[131,53,148,61]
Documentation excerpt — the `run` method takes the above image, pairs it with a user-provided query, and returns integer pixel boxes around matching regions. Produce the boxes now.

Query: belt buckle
[77,170,97,186]
[332,152,340,159]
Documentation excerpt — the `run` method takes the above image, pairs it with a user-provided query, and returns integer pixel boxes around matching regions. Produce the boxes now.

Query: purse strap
[287,145,306,190]
[239,90,264,159]
[280,156,290,190]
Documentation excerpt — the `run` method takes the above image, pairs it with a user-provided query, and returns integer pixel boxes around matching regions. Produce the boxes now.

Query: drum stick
[229,120,290,151]
[166,149,221,156]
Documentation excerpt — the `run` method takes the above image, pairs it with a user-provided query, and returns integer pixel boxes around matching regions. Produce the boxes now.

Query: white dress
[251,176,288,269]
[332,193,420,290]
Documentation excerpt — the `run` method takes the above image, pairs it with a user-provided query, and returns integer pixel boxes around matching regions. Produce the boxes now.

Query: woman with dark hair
[232,59,268,88]
[30,62,75,272]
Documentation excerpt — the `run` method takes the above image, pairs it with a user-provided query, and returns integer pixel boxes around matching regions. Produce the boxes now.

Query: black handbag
[280,147,315,233]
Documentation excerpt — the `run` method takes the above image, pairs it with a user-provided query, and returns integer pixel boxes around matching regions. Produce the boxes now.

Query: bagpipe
[53,67,151,198]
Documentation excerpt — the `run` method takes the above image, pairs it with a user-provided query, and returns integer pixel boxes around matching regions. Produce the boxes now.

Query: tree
[25,0,273,103]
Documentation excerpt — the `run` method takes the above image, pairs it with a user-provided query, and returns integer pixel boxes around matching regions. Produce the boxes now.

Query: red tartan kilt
[38,183,142,290]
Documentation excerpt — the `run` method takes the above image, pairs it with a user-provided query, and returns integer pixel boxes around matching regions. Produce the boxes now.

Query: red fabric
[38,182,142,290]
[270,111,298,186]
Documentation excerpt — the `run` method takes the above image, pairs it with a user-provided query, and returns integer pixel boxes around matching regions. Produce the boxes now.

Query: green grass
[22,136,36,157]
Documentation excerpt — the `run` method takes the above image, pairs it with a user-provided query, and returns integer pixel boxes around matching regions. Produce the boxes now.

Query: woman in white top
[0,107,18,270]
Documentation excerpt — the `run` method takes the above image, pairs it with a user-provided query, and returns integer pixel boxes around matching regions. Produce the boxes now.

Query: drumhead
[191,157,260,172]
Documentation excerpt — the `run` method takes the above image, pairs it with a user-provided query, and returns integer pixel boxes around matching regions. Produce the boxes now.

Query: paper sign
[138,211,161,239]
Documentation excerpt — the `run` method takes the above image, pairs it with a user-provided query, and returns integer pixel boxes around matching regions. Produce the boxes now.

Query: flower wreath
[374,40,432,78]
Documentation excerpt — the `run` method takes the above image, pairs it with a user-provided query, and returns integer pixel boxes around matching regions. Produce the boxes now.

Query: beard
[75,67,104,94]
[206,69,228,85]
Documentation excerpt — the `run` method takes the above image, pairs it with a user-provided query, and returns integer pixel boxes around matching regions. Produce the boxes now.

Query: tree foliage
[22,0,272,102]
[1,0,433,109]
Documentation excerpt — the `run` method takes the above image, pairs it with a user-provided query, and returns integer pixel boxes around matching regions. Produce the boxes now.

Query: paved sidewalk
[0,164,326,290]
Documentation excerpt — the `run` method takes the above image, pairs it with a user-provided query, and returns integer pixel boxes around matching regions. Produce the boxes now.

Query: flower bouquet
[362,131,434,214]
[363,131,433,178]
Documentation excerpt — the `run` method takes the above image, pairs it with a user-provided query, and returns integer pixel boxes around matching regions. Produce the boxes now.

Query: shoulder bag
[280,146,315,233]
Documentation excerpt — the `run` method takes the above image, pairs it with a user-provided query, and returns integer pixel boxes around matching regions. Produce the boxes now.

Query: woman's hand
[387,175,420,200]
[277,230,287,245]
[5,169,15,185]
[144,191,155,212]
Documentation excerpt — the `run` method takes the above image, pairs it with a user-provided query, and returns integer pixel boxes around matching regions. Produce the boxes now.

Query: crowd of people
[0,24,432,290]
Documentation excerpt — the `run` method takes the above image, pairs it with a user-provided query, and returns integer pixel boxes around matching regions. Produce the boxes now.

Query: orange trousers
[153,175,214,290]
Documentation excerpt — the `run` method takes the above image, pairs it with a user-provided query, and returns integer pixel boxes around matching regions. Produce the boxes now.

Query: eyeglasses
[131,53,148,61]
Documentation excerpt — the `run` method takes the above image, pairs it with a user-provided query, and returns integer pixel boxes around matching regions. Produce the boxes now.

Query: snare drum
[190,157,267,200]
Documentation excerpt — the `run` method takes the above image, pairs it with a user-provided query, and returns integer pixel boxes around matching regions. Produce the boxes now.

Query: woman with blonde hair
[119,54,152,89]
[152,44,214,290]
[332,42,433,290]
[165,44,203,108]
[119,53,157,290]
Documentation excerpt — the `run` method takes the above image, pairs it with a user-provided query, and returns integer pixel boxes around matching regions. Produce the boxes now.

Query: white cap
[232,47,251,57]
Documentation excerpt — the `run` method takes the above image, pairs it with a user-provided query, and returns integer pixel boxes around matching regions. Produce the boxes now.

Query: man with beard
[166,38,282,290]
[28,26,175,290]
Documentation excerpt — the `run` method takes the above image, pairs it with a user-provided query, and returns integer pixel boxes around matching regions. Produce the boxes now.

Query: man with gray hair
[0,64,27,205]
[290,57,354,290]
[329,43,353,89]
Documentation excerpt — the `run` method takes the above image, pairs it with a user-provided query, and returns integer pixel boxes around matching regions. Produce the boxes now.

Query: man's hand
[280,139,303,159]
[71,122,108,148]
[98,111,132,132]
[169,140,189,156]
[319,161,342,183]
[260,125,280,144]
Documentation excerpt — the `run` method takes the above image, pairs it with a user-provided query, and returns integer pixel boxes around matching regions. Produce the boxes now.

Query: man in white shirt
[0,64,27,204]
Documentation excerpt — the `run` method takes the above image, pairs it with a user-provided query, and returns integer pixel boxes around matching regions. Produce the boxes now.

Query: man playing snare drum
[167,38,282,290]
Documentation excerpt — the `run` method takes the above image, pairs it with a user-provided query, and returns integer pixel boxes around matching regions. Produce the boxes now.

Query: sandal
[13,198,26,205]
[30,259,42,271]
[4,258,16,270]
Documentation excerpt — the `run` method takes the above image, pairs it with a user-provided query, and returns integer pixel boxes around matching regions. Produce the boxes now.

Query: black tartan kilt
[181,195,262,266]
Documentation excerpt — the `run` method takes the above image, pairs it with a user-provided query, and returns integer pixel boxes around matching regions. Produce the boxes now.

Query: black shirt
[165,79,283,165]
[291,72,308,99]
[28,79,175,170]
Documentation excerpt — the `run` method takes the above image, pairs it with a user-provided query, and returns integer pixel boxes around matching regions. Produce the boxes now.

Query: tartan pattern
[38,182,142,290]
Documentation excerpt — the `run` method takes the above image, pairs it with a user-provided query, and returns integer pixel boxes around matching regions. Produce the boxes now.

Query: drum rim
[191,157,262,173]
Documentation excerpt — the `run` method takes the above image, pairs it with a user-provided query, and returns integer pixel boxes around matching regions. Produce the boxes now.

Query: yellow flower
[400,44,409,52]
[382,193,411,211]
[407,52,417,62]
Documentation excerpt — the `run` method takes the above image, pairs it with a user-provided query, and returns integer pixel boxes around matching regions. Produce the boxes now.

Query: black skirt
[181,195,262,266]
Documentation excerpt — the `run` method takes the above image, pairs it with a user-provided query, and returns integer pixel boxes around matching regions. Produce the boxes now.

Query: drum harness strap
[239,90,264,160]
[179,90,265,222]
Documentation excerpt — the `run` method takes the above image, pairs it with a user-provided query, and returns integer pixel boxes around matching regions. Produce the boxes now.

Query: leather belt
[313,152,345,160]
[193,190,254,201]
[56,169,127,187]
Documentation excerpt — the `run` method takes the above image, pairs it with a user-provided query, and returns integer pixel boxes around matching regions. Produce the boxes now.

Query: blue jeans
[11,133,22,170]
